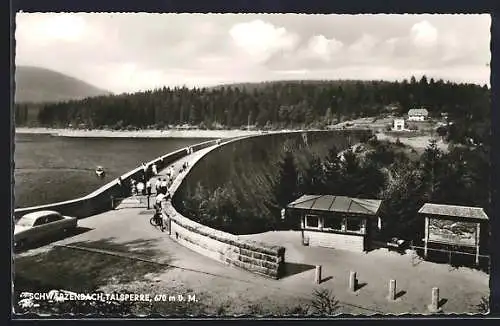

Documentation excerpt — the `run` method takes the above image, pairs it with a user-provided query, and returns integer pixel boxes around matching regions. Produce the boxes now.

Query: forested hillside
[15,77,489,137]
[15,66,111,104]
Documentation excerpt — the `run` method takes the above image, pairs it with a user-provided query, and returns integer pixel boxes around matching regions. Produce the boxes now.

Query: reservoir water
[14,133,211,208]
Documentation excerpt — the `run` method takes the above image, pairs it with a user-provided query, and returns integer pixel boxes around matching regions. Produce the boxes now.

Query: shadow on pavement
[395,290,407,300]
[356,282,367,291]
[439,298,448,309]
[14,226,94,253]
[281,262,316,278]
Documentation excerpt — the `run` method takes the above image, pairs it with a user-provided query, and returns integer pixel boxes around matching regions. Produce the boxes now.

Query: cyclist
[152,209,164,231]
[154,192,165,211]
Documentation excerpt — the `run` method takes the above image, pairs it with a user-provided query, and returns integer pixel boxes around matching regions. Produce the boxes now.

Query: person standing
[154,178,160,194]
[152,163,158,175]
[154,192,165,211]
[160,178,168,194]
[130,179,137,196]
[146,180,152,196]
[137,181,145,196]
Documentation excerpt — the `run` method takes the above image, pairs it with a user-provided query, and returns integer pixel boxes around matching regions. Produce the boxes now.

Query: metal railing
[409,241,490,270]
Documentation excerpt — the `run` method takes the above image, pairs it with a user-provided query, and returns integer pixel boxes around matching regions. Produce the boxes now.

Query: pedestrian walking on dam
[154,178,160,194]
[146,180,152,196]
[137,181,145,196]
[142,163,148,179]
[154,192,165,211]
[152,163,158,175]
[130,179,137,196]
[117,176,126,196]
[161,179,168,194]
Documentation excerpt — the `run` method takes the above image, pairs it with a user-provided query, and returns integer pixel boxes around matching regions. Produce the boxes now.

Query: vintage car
[14,210,78,249]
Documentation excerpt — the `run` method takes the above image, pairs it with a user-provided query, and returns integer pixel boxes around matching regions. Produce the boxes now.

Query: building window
[305,215,319,229]
[324,216,343,231]
[346,217,364,233]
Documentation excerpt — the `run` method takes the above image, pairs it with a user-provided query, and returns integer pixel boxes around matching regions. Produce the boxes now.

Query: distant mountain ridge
[14,66,112,103]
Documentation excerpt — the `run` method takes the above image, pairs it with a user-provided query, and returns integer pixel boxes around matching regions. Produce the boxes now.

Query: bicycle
[150,212,165,232]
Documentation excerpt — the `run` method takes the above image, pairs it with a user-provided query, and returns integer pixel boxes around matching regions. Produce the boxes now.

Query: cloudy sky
[15,13,490,94]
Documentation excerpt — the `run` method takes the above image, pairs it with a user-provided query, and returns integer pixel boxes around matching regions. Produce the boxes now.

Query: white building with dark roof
[286,195,383,252]
[407,108,429,121]
[393,118,405,131]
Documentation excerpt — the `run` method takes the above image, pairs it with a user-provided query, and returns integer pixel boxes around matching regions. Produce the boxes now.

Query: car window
[33,217,47,226]
[46,214,63,223]
[17,217,36,227]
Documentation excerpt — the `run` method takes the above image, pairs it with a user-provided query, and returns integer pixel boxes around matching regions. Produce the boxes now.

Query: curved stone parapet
[162,130,372,279]
[13,139,220,219]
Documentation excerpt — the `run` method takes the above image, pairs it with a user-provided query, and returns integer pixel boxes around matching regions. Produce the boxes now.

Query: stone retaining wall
[163,203,285,279]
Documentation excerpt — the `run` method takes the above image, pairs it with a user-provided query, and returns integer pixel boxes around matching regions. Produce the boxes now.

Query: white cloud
[411,20,438,48]
[16,14,88,46]
[14,13,491,92]
[305,35,343,61]
[348,34,378,56]
[229,19,299,63]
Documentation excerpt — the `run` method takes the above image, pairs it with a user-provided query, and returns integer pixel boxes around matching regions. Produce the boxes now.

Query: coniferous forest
[16,76,489,138]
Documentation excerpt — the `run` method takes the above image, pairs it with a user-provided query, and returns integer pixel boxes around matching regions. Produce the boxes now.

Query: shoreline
[15,127,264,139]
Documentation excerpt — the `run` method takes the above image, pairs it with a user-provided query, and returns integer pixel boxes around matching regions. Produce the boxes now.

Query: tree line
[15,76,489,131]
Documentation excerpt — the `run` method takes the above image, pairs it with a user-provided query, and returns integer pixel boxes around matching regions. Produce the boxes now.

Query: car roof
[21,210,62,220]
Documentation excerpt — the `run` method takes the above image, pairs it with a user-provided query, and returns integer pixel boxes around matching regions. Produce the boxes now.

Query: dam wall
[180,129,372,199]
[163,130,372,279]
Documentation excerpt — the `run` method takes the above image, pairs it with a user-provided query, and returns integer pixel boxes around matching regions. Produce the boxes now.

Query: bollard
[388,279,396,301]
[349,271,357,292]
[428,287,440,312]
[314,265,322,284]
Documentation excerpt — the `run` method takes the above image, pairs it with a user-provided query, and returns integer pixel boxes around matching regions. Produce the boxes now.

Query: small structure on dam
[287,195,383,252]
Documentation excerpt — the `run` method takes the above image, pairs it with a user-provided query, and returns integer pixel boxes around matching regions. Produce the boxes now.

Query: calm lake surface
[14,133,212,208]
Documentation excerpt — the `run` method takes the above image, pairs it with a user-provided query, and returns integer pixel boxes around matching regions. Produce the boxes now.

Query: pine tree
[275,151,298,208]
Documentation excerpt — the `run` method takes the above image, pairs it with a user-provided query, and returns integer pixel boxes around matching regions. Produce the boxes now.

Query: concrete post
[424,217,429,258]
[314,265,322,284]
[476,222,481,266]
[349,271,357,292]
[388,279,396,301]
[428,287,440,312]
